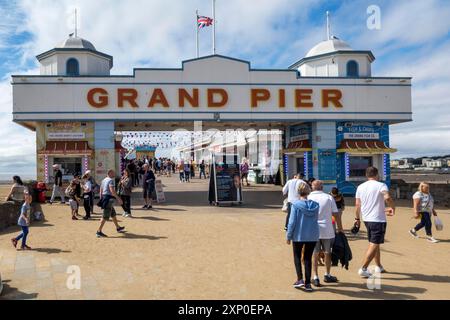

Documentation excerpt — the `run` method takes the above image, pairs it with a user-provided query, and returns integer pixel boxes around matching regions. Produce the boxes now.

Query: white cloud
[0,0,449,167]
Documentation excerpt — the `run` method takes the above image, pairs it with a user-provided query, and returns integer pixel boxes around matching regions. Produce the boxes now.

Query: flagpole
[212,0,216,55]
[196,9,199,58]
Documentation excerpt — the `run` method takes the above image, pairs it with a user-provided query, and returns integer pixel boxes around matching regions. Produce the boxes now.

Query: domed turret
[56,36,97,51]
[289,37,375,78]
[36,35,113,76]
[305,38,353,58]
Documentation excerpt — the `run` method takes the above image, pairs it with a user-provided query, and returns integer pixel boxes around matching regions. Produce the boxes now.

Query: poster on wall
[208,154,243,205]
[318,149,337,183]
[95,149,115,178]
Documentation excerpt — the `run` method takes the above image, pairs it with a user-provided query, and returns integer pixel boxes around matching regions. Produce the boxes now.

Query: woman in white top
[5,176,26,202]
[409,182,439,243]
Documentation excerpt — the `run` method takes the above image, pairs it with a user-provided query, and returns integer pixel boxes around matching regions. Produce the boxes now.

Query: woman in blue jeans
[286,183,320,292]
[11,192,32,250]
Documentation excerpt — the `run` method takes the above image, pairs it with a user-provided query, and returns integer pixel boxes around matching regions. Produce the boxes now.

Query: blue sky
[1,0,450,177]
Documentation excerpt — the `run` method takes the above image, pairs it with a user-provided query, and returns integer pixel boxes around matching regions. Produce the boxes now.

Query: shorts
[314,238,334,254]
[143,188,154,199]
[364,222,387,244]
[241,172,248,179]
[103,198,116,220]
[69,199,78,211]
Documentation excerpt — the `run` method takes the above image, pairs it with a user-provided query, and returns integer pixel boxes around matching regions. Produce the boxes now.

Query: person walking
[409,182,439,243]
[355,167,395,278]
[86,171,97,216]
[50,164,65,204]
[118,169,133,218]
[96,169,125,238]
[282,173,307,230]
[184,162,191,183]
[190,161,195,179]
[66,180,80,220]
[286,183,320,292]
[11,191,33,250]
[178,161,185,182]
[5,176,26,202]
[240,158,250,186]
[81,173,93,220]
[330,187,345,233]
[142,164,156,209]
[308,180,339,287]
[199,160,207,179]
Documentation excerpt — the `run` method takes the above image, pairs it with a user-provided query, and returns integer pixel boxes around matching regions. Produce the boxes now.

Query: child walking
[11,192,32,250]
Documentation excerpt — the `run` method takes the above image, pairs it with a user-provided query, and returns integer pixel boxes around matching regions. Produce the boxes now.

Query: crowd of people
[283,166,441,292]
[4,162,442,292]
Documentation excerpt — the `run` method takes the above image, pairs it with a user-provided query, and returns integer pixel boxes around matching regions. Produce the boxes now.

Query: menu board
[208,154,243,204]
[318,149,337,183]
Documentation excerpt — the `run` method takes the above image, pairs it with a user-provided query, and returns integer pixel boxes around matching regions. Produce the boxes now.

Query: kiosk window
[54,157,82,176]
[349,156,372,178]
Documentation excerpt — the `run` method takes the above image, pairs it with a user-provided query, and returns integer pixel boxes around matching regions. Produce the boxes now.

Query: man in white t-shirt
[282,173,307,230]
[355,166,395,278]
[308,180,339,286]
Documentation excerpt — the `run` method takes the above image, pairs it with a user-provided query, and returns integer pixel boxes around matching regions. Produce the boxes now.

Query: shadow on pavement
[32,248,71,254]
[0,280,38,300]
[110,232,168,241]
[132,216,170,221]
[315,281,426,300]
[385,272,450,283]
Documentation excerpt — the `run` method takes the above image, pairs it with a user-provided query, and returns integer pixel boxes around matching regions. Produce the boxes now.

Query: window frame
[66,58,80,76]
[346,60,359,77]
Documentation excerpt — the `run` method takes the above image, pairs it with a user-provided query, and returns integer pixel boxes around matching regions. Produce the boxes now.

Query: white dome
[56,36,96,51]
[305,38,353,58]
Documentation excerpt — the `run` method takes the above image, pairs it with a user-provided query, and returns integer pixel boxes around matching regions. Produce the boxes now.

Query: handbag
[434,216,444,231]
[282,199,288,212]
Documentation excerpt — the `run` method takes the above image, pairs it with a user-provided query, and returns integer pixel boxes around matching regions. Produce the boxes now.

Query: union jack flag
[197,15,213,29]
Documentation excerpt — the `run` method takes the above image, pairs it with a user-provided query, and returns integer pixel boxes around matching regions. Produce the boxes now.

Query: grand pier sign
[12,55,411,123]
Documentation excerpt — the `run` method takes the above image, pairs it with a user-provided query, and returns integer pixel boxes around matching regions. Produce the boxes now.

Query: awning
[38,141,93,155]
[283,140,312,153]
[337,140,397,154]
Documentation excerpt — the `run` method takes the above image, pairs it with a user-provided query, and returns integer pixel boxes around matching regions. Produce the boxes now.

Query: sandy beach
[0,176,449,300]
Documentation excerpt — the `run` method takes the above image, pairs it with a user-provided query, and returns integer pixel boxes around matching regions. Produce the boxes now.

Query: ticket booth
[336,122,396,195]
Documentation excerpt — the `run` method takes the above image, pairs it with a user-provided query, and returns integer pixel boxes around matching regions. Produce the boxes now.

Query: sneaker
[96,231,108,238]
[358,268,372,278]
[147,205,153,209]
[303,284,313,292]
[117,226,126,233]
[124,213,132,218]
[83,216,90,220]
[142,205,148,209]
[293,279,305,288]
[313,278,321,287]
[409,229,419,239]
[11,238,18,248]
[374,266,387,274]
[324,275,338,283]
[427,236,439,243]
[122,213,127,217]
[22,245,32,250]
[72,216,78,220]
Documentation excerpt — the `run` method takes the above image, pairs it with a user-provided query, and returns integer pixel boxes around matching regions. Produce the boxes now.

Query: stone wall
[0,201,22,230]
[390,179,450,207]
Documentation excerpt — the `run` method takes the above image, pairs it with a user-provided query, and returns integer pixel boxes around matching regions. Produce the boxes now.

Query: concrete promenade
[1,176,449,300]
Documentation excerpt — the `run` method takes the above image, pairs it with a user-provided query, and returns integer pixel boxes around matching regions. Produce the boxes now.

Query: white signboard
[290,134,310,142]
[12,56,412,123]
[344,133,380,140]
[48,132,85,140]
[155,179,166,203]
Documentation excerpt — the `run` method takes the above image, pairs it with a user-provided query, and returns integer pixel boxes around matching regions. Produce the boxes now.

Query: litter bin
[254,170,263,184]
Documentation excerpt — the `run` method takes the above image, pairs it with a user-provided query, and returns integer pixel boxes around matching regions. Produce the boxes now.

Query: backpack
[65,185,75,197]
